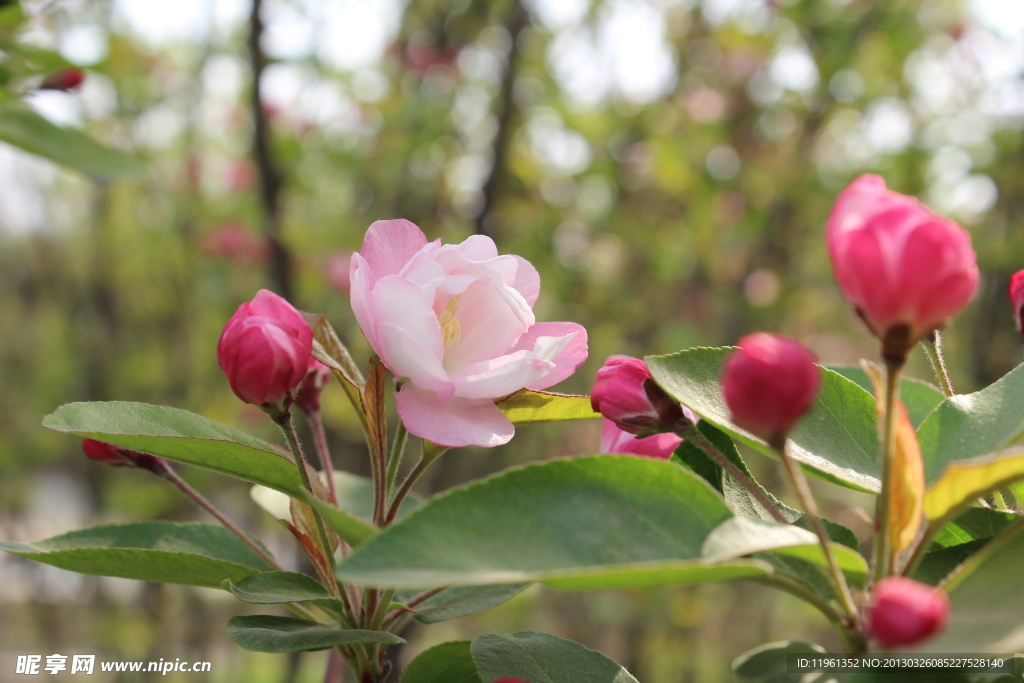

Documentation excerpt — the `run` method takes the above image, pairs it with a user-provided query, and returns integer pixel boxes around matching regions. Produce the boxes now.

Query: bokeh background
[1,0,1023,680]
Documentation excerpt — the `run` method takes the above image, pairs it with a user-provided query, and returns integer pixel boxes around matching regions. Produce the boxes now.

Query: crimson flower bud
[591,356,662,435]
[721,333,820,447]
[295,358,332,414]
[82,438,123,464]
[868,576,949,648]
[827,175,979,363]
[82,438,166,474]
[39,67,85,91]
[1009,270,1024,338]
[217,289,313,409]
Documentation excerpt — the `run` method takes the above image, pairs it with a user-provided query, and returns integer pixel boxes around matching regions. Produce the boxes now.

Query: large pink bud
[868,576,949,648]
[721,333,820,447]
[1009,270,1024,338]
[827,175,979,361]
[217,289,313,409]
[591,355,661,435]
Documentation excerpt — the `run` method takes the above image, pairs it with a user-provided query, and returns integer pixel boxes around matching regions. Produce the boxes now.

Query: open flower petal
[506,322,589,391]
[359,219,429,279]
[394,384,515,448]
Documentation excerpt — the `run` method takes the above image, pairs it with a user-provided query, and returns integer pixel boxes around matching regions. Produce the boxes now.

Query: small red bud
[217,290,313,409]
[721,333,820,447]
[868,576,949,648]
[81,439,166,474]
[1009,270,1024,339]
[39,68,85,91]
[82,438,123,464]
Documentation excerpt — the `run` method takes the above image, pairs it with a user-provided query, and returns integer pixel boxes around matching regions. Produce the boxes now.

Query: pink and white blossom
[350,219,588,447]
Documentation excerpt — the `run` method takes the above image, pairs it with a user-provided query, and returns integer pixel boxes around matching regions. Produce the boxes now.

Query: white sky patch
[113,0,247,44]
[525,0,590,31]
[972,0,1024,40]
[317,0,405,69]
[769,43,819,93]
[598,0,677,103]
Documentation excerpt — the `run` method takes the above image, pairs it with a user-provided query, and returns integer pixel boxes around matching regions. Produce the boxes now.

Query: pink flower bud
[591,356,662,435]
[868,576,949,648]
[1009,270,1024,337]
[721,333,820,446]
[295,358,332,414]
[40,68,85,91]
[600,419,682,459]
[217,290,313,409]
[827,175,979,360]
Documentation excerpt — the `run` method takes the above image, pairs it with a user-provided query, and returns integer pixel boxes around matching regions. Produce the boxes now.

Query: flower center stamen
[439,296,461,355]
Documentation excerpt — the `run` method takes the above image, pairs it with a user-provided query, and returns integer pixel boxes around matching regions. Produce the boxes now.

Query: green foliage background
[1,0,1022,680]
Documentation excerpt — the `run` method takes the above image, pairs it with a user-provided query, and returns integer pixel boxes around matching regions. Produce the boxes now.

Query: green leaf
[924,445,1024,526]
[827,365,944,428]
[912,521,1024,653]
[225,615,403,653]
[912,539,988,586]
[395,583,531,624]
[731,640,827,683]
[471,631,638,683]
[497,390,601,424]
[223,571,341,613]
[0,522,272,588]
[919,363,1024,484]
[44,401,304,497]
[647,348,880,492]
[400,641,482,683]
[702,517,868,587]
[672,420,798,523]
[0,103,144,179]
[917,505,1014,589]
[336,455,776,590]
[931,508,1020,549]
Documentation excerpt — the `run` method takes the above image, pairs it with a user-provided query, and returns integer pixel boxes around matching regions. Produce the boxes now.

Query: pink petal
[359,219,428,279]
[451,351,555,399]
[349,253,379,349]
[378,323,455,401]
[368,276,445,360]
[395,384,514,448]
[511,256,540,307]
[453,234,499,261]
[505,322,589,391]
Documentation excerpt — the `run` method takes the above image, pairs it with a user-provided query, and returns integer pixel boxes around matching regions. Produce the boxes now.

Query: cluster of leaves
[4,327,1024,680]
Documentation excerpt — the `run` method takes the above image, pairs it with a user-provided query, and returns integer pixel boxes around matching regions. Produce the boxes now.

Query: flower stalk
[873,360,903,583]
[773,440,858,622]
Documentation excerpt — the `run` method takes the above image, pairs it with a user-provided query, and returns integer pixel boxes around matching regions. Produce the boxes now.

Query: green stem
[369,588,396,632]
[774,440,858,622]
[309,410,339,507]
[385,422,408,501]
[993,489,1010,511]
[159,463,282,570]
[272,408,337,571]
[674,421,789,524]
[382,586,446,629]
[873,361,903,583]
[921,331,954,397]
[385,441,447,525]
